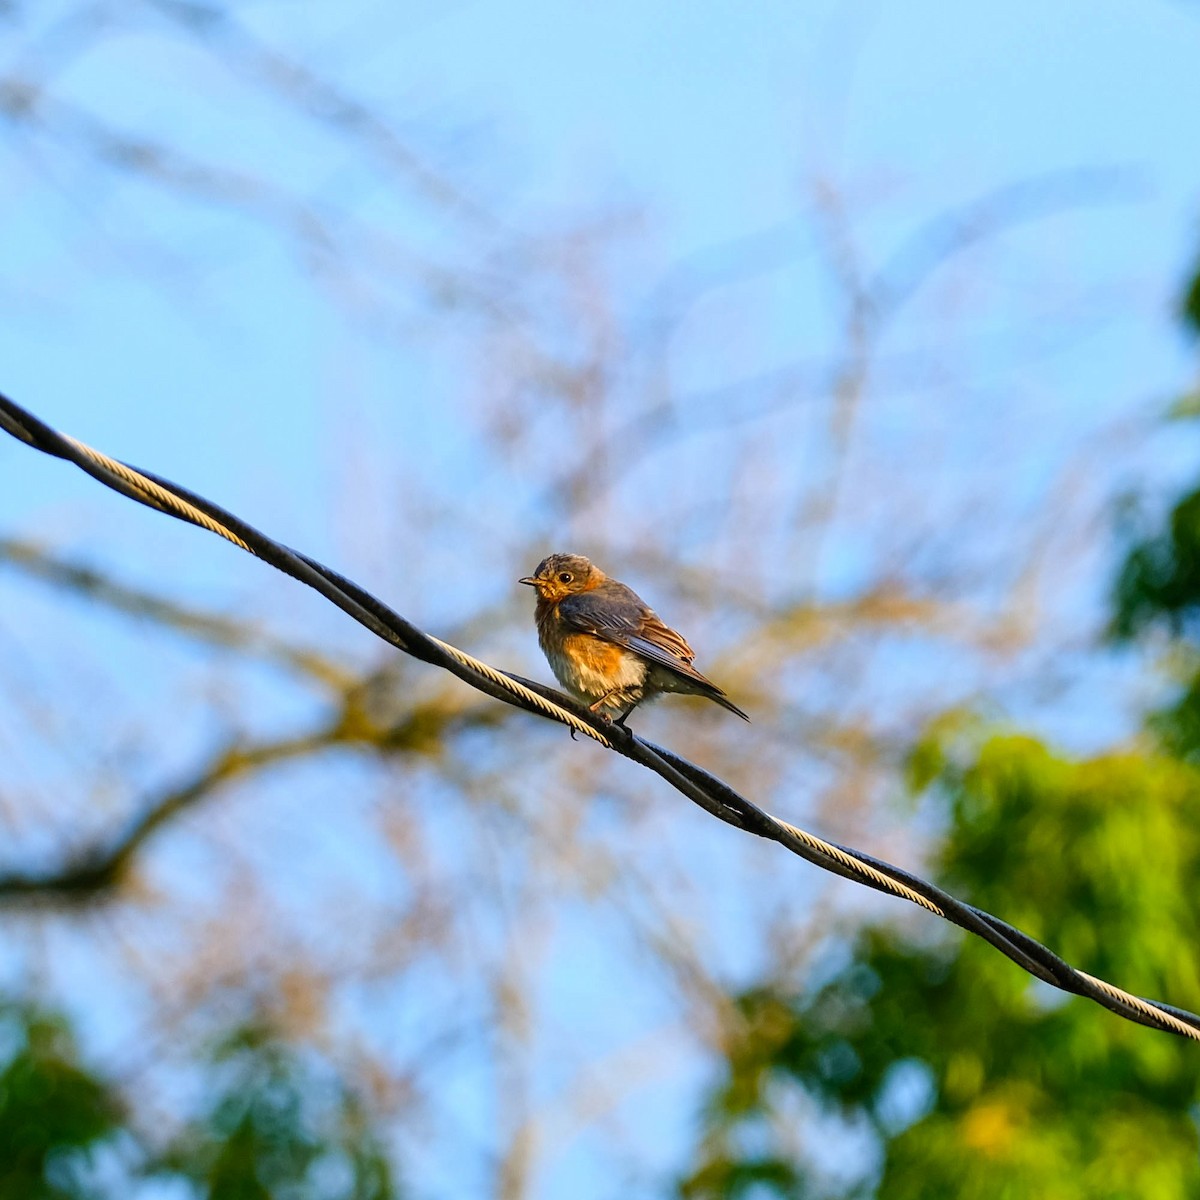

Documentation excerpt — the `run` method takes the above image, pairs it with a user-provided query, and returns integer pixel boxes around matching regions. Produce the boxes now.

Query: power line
[2,391,1198,1042]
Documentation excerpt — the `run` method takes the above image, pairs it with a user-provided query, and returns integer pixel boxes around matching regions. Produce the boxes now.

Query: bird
[519,553,748,727]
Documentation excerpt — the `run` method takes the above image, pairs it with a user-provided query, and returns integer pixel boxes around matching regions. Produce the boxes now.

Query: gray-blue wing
[558,585,749,720]
[558,585,709,685]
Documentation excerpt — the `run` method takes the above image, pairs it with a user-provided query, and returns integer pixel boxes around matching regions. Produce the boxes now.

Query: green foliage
[1165,389,1200,420]
[676,736,1200,1199]
[1113,250,1200,641]
[1112,487,1200,640]
[0,1002,122,1200]
[1146,667,1200,763]
[678,1154,809,1200]
[0,1004,397,1200]
[151,1024,398,1200]
[1111,482,1200,755]
[673,247,1200,1196]
[1109,250,1200,763]
[1182,251,1200,338]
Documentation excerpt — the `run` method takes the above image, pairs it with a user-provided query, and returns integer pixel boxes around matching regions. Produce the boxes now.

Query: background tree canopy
[1,2,1199,1197]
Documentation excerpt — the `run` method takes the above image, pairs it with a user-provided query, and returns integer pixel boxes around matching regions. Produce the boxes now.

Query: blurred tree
[0,1000,398,1200]
[150,1023,398,1200]
[0,1001,122,1200]
[1111,252,1200,763]
[0,4,1195,1198]
[677,735,1200,1199]
[674,248,1200,1199]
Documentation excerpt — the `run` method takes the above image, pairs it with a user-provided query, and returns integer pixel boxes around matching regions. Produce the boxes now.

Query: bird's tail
[662,659,750,721]
[706,687,750,721]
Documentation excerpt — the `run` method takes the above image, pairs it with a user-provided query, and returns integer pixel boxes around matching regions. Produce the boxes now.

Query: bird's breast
[537,606,646,701]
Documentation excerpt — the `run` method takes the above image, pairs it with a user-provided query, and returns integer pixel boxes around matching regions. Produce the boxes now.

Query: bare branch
[0,536,352,688]
[0,686,503,906]
[3,392,1197,1042]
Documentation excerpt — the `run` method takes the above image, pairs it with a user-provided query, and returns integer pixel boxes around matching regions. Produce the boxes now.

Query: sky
[1,1,1200,1195]
[3,0,1199,541]
[2,0,1197,730]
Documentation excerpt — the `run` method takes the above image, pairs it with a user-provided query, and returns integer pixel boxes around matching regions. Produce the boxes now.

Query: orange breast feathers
[535,599,646,701]
[560,632,627,677]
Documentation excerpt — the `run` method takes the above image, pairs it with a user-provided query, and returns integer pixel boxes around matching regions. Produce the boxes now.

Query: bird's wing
[558,585,713,685]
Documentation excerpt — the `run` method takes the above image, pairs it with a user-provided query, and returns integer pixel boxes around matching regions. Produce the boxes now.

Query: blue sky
[3,0,1198,532]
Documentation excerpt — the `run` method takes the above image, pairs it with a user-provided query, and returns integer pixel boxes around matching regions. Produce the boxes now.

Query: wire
[2,391,1198,1042]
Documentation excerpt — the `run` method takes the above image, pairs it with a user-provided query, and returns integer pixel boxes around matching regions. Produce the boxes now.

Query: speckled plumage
[519,553,748,725]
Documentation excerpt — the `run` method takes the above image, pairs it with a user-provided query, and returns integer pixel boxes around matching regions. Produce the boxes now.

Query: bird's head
[519,553,605,602]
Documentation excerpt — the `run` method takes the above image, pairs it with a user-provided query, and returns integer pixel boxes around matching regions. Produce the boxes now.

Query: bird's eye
[557,571,573,584]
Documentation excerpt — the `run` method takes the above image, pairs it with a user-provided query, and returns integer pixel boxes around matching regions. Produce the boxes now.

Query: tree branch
[3,392,1198,1041]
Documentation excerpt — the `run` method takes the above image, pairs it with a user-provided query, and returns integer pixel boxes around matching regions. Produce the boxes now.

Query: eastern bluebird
[519,553,748,726]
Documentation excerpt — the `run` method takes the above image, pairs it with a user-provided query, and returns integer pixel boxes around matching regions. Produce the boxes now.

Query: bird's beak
[518,576,539,587]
